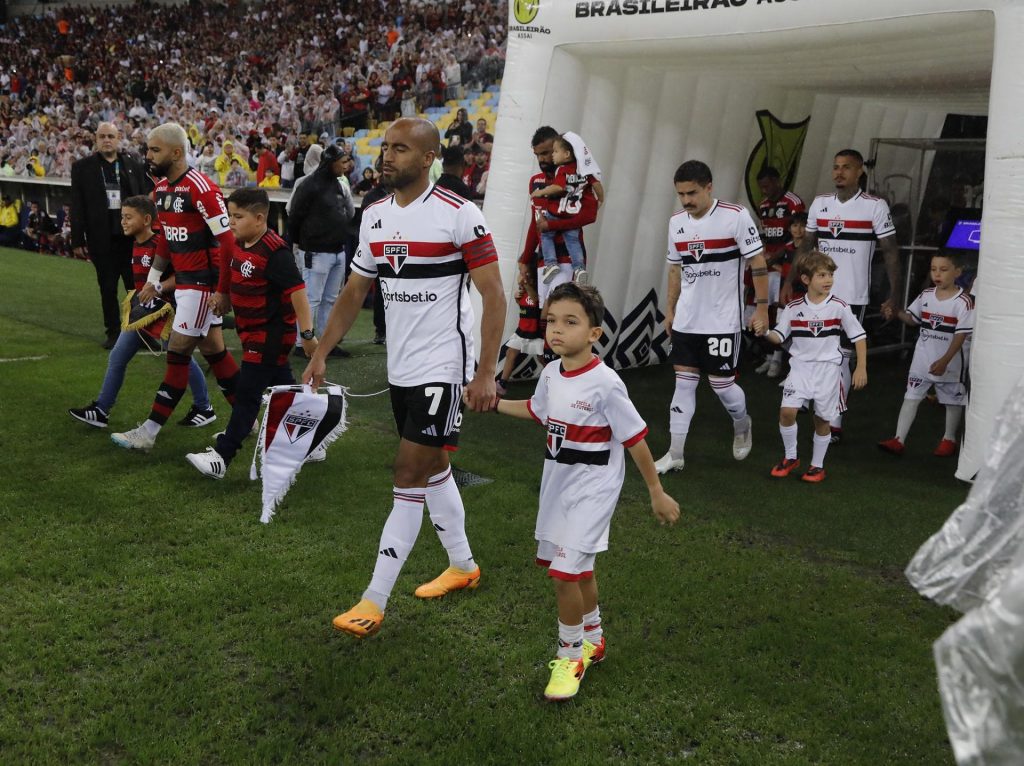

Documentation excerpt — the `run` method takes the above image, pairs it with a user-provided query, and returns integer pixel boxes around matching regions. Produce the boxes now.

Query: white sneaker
[573,268,589,285]
[733,416,753,460]
[766,361,782,378]
[654,452,685,474]
[542,264,559,284]
[186,447,227,479]
[111,424,156,451]
[754,359,771,374]
[305,444,328,463]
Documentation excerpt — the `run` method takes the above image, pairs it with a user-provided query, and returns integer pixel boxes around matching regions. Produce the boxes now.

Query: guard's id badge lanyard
[105,161,122,210]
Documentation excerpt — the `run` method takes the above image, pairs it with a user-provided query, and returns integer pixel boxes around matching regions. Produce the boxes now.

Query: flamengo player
[655,160,769,474]
[791,148,900,443]
[111,123,241,451]
[303,118,506,639]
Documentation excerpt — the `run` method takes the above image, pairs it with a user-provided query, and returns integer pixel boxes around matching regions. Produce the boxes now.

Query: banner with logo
[251,384,347,524]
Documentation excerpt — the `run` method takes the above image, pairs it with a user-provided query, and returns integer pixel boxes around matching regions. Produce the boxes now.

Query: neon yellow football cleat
[582,637,606,670]
[414,566,481,599]
[543,657,585,701]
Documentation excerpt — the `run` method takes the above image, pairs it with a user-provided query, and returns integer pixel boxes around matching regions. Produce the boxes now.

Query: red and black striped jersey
[131,231,165,292]
[516,290,541,339]
[230,228,304,366]
[154,168,234,292]
[757,190,804,255]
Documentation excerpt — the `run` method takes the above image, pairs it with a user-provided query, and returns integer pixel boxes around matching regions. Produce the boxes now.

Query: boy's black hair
[123,194,157,220]
[531,125,560,147]
[441,145,465,167]
[673,160,712,186]
[756,166,781,181]
[790,211,808,225]
[227,187,269,215]
[797,251,837,280]
[548,282,605,328]
[933,249,962,268]
[835,148,864,165]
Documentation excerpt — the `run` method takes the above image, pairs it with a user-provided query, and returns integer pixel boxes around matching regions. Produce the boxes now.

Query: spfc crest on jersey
[927,312,944,330]
[383,244,408,272]
[688,241,705,260]
[828,220,844,237]
[808,319,825,336]
[283,411,318,443]
[546,420,567,457]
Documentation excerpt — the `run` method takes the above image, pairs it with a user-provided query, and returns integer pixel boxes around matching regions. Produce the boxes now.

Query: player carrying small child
[530,132,604,286]
[491,282,679,701]
[765,251,867,483]
[877,251,974,457]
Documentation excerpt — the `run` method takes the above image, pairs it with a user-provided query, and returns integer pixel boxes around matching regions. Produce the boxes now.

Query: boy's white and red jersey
[757,191,804,257]
[527,356,648,554]
[770,293,866,365]
[545,161,599,220]
[666,199,763,334]
[906,287,974,381]
[351,183,498,387]
[154,168,234,293]
[805,190,895,305]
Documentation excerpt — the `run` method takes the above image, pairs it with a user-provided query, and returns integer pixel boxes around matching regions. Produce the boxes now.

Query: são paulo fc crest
[384,244,408,272]
[828,219,844,237]
[807,319,825,336]
[927,313,943,329]
[546,420,567,456]
[688,241,705,260]
[283,411,318,443]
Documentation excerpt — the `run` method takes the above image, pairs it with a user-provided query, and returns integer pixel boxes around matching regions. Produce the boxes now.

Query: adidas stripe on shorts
[172,289,223,337]
[389,382,463,449]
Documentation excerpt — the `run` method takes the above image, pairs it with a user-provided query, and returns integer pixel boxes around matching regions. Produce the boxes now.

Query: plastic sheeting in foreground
[906,372,1024,764]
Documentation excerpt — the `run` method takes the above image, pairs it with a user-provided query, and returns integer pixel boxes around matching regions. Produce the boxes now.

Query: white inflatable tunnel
[483,0,1024,481]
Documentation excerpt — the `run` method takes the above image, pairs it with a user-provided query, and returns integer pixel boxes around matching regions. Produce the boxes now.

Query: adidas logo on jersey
[371,219,382,229]
[421,424,438,437]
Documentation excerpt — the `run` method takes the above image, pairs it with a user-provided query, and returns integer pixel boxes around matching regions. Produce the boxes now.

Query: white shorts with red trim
[781,360,845,422]
[172,289,222,337]
[535,540,595,581]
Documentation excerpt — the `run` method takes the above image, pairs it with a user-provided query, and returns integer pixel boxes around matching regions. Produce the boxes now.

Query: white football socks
[811,432,831,468]
[557,620,584,660]
[780,423,798,460]
[895,398,922,443]
[709,375,748,424]
[364,487,426,610]
[944,405,964,441]
[424,468,475,571]
[668,372,699,458]
[583,606,603,645]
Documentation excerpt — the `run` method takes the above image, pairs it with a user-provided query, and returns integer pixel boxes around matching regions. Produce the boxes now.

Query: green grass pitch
[0,248,964,764]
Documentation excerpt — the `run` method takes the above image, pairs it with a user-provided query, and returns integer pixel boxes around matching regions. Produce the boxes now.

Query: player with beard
[303,117,507,639]
[111,123,241,452]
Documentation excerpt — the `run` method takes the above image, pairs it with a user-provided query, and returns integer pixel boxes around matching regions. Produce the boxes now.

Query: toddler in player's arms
[765,251,867,483]
[531,133,604,286]
[496,267,543,396]
[878,251,974,457]
[68,196,214,430]
[491,283,679,702]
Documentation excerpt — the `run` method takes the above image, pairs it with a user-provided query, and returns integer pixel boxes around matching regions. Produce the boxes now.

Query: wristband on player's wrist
[755,299,768,305]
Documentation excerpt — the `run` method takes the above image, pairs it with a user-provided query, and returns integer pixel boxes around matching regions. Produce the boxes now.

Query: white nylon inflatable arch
[481,0,1024,481]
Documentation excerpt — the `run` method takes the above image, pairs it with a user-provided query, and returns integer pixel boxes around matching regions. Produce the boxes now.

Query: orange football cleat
[414,566,481,599]
[877,437,905,456]
[934,439,957,457]
[770,458,801,478]
[332,598,384,639]
[801,466,827,483]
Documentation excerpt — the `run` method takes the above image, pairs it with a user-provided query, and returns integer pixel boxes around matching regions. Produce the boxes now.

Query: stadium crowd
[0,0,507,180]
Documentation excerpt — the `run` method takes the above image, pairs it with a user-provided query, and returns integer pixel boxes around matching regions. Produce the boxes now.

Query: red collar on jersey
[560,355,601,378]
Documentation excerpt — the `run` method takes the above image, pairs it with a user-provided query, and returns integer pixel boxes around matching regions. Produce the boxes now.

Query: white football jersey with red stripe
[666,199,763,333]
[770,293,866,364]
[806,191,895,305]
[906,288,974,381]
[527,356,648,554]
[352,184,498,386]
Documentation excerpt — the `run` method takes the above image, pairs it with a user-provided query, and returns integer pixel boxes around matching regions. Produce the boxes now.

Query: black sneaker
[178,405,217,428]
[327,346,351,358]
[373,332,386,345]
[69,402,109,428]
[292,346,307,357]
